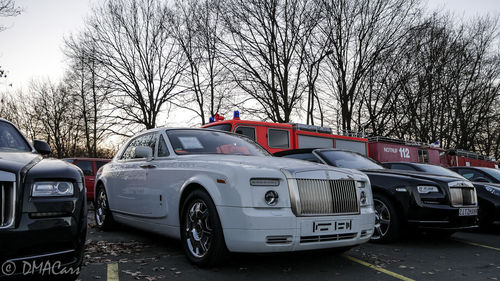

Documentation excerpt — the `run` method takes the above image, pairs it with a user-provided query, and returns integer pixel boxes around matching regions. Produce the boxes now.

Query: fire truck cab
[202,113,369,155]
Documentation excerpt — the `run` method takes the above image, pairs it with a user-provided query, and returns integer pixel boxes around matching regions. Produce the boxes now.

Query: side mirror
[33,140,52,155]
[475,177,490,183]
[134,146,153,161]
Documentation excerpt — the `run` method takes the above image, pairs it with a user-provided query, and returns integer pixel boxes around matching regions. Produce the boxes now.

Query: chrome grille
[449,187,477,207]
[295,179,359,216]
[0,181,15,228]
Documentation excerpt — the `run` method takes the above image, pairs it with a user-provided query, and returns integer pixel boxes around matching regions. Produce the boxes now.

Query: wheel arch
[178,177,223,220]
[371,186,408,222]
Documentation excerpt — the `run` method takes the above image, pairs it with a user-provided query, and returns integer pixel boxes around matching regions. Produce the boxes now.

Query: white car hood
[174,154,365,180]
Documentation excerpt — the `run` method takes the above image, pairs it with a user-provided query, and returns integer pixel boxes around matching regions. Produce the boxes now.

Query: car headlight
[32,181,74,197]
[417,185,439,194]
[250,178,280,186]
[485,185,500,196]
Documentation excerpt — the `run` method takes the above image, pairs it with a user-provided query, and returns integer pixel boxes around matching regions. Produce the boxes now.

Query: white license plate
[459,208,478,216]
[302,219,354,236]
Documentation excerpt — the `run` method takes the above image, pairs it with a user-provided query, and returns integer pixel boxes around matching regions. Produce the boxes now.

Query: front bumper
[0,207,87,278]
[218,206,375,253]
[407,203,479,230]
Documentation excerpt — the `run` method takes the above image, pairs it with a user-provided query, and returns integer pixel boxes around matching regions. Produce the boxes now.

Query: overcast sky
[0,0,499,92]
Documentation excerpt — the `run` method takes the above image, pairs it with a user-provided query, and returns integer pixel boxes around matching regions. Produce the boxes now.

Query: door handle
[140,164,156,169]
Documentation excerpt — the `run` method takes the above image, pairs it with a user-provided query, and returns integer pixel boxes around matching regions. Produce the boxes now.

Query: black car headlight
[32,181,74,197]
[417,185,439,194]
[485,185,500,197]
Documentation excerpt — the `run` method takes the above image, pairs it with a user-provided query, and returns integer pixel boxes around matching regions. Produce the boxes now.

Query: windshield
[483,168,500,182]
[166,129,269,156]
[0,121,32,152]
[418,164,466,179]
[318,150,384,170]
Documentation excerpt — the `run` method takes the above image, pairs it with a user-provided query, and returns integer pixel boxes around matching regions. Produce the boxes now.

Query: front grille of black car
[0,181,15,228]
[449,187,477,207]
[295,179,359,216]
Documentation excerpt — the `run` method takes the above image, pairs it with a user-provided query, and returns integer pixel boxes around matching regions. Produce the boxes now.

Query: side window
[418,150,429,163]
[158,135,170,157]
[390,163,417,171]
[459,169,491,182]
[120,133,156,160]
[268,129,289,149]
[234,126,256,141]
[75,160,93,176]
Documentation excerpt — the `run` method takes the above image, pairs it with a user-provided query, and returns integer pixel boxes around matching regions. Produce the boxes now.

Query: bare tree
[172,0,231,125]
[0,0,21,31]
[27,80,82,158]
[84,0,185,131]
[64,33,112,157]
[219,0,320,123]
[321,0,421,132]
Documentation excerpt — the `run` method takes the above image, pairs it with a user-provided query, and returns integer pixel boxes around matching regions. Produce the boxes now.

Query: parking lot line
[107,263,119,281]
[343,255,415,281]
[454,239,500,251]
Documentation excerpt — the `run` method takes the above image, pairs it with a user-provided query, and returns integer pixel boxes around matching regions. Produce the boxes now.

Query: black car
[274,148,479,243]
[0,119,86,280]
[448,166,500,228]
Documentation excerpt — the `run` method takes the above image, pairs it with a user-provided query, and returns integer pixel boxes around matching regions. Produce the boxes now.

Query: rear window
[75,160,93,176]
[281,153,321,163]
[390,163,417,171]
[96,161,108,171]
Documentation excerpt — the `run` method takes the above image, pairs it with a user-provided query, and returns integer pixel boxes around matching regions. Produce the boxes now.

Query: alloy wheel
[372,198,391,240]
[95,189,108,226]
[185,200,213,258]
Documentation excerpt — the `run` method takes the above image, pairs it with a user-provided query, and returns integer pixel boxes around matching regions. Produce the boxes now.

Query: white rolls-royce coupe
[94,128,375,266]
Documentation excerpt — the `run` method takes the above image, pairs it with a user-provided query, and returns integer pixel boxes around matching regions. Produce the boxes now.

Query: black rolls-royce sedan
[274,148,479,243]
[0,119,86,280]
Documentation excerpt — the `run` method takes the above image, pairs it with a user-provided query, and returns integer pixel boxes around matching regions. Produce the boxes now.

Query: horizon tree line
[0,0,499,160]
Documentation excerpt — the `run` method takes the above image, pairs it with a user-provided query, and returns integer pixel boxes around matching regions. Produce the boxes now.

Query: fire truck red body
[202,116,369,155]
[368,137,499,168]
[201,113,498,169]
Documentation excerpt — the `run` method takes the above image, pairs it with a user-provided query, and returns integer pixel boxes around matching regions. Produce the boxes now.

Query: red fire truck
[202,112,498,169]
[368,136,499,168]
[201,112,369,155]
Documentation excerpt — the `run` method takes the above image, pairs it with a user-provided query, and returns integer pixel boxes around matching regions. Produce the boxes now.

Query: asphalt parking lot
[79,209,500,281]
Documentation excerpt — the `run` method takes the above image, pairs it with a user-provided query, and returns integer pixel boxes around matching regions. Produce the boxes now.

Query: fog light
[264,190,279,206]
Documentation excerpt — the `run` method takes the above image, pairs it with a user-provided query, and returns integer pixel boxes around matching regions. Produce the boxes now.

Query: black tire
[94,186,115,231]
[371,194,400,243]
[180,189,229,267]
